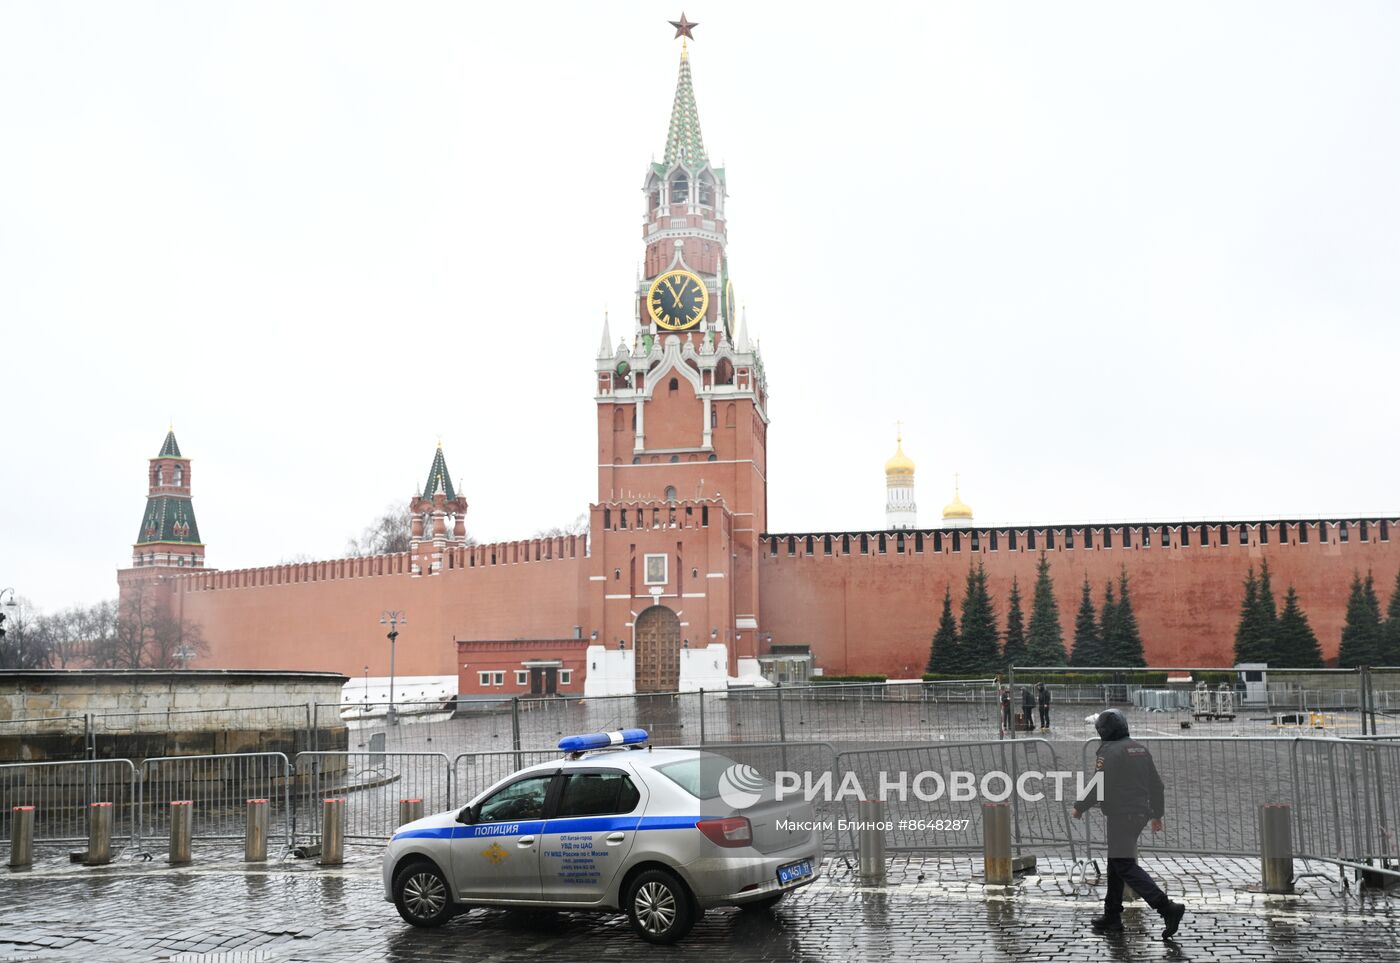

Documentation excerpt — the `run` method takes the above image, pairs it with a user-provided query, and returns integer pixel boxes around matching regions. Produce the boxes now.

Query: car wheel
[394,859,454,927]
[738,893,786,912]
[625,868,696,944]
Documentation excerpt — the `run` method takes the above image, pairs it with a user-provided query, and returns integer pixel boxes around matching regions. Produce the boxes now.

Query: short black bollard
[1260,803,1294,894]
[245,799,269,862]
[983,802,1012,885]
[86,802,113,866]
[169,800,193,865]
[399,798,424,828]
[9,806,34,869]
[320,798,345,866]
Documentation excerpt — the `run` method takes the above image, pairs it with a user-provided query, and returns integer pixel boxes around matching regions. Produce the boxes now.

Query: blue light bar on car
[558,729,649,752]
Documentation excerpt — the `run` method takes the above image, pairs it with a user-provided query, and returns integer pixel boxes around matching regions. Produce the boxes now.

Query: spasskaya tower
[586,15,770,694]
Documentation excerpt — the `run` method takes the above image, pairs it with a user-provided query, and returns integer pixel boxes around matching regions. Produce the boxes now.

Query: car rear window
[654,755,748,800]
[556,771,640,817]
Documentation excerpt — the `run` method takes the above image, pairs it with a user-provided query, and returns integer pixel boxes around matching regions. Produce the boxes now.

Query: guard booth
[1235,663,1270,706]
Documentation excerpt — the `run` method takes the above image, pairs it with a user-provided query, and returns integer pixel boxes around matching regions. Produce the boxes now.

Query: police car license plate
[777,859,812,886]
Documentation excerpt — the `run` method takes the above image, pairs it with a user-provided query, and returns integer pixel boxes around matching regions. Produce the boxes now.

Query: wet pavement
[2,851,1397,962]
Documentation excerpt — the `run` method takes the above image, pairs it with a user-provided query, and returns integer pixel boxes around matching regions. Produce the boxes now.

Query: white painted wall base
[583,645,634,697]
[679,644,728,691]
[583,643,750,697]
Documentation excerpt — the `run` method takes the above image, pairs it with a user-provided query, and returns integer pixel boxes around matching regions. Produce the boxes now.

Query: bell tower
[587,16,770,691]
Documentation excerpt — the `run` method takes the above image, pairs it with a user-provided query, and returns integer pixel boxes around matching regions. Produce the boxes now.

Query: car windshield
[654,754,762,800]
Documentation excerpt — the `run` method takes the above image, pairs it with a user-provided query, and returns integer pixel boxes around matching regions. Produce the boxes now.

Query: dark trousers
[1002,705,1012,729]
[1038,706,1050,728]
[1104,814,1169,918]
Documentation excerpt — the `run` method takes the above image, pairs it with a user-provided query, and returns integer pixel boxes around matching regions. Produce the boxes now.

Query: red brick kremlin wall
[758,520,1400,676]
[166,536,589,678]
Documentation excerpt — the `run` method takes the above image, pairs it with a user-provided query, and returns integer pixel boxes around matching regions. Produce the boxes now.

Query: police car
[383,729,822,943]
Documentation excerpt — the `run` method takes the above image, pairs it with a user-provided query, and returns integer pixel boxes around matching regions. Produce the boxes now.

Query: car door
[452,772,557,902]
[538,766,645,903]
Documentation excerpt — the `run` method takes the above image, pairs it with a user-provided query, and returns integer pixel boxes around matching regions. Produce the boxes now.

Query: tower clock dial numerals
[647,269,709,331]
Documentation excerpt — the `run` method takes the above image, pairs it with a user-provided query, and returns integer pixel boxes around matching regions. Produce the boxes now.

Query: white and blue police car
[383,729,822,943]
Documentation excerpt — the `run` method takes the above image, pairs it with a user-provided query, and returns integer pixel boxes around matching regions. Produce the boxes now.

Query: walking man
[1037,682,1051,730]
[1073,709,1187,939]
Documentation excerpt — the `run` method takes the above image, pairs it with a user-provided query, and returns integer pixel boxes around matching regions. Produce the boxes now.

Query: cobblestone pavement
[2,851,1398,962]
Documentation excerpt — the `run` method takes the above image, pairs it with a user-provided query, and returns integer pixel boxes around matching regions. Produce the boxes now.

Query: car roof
[514,747,711,776]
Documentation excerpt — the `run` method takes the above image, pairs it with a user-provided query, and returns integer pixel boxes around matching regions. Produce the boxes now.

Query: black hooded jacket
[1073,709,1165,819]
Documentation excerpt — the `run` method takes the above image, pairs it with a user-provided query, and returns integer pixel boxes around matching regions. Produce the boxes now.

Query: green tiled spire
[135,496,201,545]
[424,443,456,500]
[662,46,707,170]
[159,428,182,457]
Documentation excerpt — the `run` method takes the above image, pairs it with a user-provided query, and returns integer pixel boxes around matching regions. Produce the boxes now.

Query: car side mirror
[456,805,477,825]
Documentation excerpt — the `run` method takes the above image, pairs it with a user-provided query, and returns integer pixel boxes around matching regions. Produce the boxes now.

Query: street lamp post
[0,589,18,667]
[379,611,407,725]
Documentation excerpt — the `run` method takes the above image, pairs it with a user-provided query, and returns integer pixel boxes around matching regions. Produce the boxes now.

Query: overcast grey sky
[2,2,1398,612]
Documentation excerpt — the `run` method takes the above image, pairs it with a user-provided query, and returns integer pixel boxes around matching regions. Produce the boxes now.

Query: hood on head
[1094,708,1130,741]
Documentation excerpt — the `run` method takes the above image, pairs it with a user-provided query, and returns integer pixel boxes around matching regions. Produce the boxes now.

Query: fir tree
[1384,569,1400,665]
[1070,576,1102,666]
[927,586,962,674]
[1099,579,1119,664]
[1114,569,1147,667]
[958,562,1001,674]
[1233,566,1264,664]
[1338,571,1384,667]
[1256,559,1280,660]
[1276,585,1323,669]
[1002,576,1027,669]
[1025,553,1067,665]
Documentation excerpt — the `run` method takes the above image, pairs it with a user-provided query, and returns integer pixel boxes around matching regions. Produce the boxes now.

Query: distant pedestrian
[1020,687,1034,731]
[1073,709,1186,940]
[1037,682,1051,729]
[1000,686,1013,732]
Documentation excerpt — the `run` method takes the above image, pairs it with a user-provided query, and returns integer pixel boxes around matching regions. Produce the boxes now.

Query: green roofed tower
[409,441,469,577]
[130,427,205,570]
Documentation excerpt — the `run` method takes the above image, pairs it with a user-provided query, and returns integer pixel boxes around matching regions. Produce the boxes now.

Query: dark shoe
[1091,916,1124,934]
[1160,901,1185,939]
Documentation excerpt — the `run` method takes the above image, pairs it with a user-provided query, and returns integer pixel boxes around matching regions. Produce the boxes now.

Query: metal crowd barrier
[832,739,1077,859]
[293,751,451,844]
[1,736,1397,884]
[139,752,292,855]
[0,759,139,854]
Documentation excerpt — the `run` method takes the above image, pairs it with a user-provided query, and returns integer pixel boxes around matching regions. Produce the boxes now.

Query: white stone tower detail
[885,428,917,529]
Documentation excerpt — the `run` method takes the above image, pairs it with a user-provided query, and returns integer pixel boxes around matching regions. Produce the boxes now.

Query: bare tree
[0,596,51,670]
[112,586,207,669]
[533,512,590,539]
[347,504,414,556]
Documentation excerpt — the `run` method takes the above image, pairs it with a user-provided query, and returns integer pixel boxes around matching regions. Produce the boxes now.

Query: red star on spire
[669,13,698,41]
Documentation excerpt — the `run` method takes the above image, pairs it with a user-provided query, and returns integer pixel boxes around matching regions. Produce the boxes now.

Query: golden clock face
[647,269,709,331]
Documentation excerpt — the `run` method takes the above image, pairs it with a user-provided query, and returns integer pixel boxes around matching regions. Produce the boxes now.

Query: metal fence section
[1077,738,1298,859]
[0,758,138,857]
[832,739,1077,858]
[451,750,556,806]
[1292,737,1400,875]
[293,751,451,844]
[138,752,292,853]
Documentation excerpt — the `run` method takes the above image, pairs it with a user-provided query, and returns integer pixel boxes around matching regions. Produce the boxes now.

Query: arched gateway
[634,604,681,693]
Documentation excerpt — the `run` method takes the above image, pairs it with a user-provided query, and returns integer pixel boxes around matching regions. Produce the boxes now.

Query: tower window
[670,174,688,204]
[664,486,677,503]
[707,453,716,462]
[668,377,679,394]
[669,455,679,463]
[1339,521,1349,542]
[1238,523,1250,544]
[698,174,715,206]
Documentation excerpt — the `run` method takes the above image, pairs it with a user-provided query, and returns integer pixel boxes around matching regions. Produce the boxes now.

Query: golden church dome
[884,434,915,476]
[942,480,973,521]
